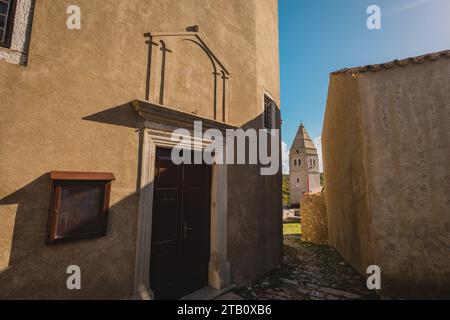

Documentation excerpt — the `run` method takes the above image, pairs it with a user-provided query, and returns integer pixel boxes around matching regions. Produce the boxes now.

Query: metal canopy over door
[150,148,211,300]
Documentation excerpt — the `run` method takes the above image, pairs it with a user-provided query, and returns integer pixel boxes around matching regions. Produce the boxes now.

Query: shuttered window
[264,95,274,129]
[0,0,15,48]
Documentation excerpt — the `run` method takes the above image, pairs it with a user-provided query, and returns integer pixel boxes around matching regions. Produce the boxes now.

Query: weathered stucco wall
[322,73,374,276]
[301,192,328,245]
[361,57,450,298]
[0,0,281,299]
[323,55,450,298]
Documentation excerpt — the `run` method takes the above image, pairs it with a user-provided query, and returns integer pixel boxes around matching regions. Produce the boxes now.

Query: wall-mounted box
[46,171,115,245]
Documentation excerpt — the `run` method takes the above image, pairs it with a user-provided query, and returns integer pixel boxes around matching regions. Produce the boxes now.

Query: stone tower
[289,124,321,207]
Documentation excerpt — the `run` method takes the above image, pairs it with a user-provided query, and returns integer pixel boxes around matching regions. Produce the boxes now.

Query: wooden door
[150,148,211,300]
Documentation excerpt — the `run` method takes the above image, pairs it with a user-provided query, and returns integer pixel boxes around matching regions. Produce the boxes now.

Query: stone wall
[301,191,328,245]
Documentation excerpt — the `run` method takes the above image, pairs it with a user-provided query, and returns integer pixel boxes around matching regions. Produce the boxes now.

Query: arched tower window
[294,159,297,166]
[298,159,302,166]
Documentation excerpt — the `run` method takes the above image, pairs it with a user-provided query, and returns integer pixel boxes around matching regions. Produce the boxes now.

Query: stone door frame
[132,121,231,300]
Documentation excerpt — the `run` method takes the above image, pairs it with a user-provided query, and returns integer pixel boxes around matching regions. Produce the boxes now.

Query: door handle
[184,222,193,239]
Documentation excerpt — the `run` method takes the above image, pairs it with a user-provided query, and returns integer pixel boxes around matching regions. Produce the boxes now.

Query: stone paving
[219,235,379,300]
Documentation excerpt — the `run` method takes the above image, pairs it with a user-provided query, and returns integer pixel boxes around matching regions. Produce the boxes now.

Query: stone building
[289,124,321,208]
[322,50,450,299]
[0,0,282,300]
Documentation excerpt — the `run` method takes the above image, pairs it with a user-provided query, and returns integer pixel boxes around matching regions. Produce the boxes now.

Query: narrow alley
[220,235,379,301]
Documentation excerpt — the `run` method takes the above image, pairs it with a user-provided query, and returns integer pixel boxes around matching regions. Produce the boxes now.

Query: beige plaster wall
[0,0,281,299]
[322,73,375,276]
[323,58,450,298]
[360,58,450,298]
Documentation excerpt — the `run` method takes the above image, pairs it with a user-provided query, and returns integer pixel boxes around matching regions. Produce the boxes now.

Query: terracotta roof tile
[332,49,450,75]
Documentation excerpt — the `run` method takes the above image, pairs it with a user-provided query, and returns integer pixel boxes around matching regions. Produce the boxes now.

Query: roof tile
[332,49,450,75]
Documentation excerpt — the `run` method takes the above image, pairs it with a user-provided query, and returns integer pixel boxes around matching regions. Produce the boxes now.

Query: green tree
[282,175,290,206]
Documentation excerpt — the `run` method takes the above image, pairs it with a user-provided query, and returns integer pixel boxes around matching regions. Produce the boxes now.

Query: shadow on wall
[143,31,230,122]
[83,102,151,193]
[82,102,144,130]
[0,172,140,299]
[222,107,284,286]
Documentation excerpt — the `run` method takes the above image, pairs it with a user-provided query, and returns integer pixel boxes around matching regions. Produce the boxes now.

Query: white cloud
[386,0,435,16]
[313,136,324,173]
[282,141,290,175]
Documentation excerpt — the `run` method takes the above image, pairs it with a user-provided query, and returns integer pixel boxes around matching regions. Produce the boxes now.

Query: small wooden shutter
[264,95,274,129]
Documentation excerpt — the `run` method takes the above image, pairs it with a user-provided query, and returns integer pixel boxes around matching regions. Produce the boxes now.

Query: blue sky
[279,0,450,173]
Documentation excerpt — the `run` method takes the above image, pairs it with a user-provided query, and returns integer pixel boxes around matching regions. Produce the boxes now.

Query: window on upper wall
[0,0,34,66]
[263,94,276,129]
[298,159,302,166]
[0,0,16,48]
[294,160,297,166]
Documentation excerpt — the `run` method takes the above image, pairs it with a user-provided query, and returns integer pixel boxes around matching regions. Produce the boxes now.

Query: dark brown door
[150,148,211,300]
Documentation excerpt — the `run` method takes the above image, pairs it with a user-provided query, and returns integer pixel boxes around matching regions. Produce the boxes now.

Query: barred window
[0,0,15,48]
[264,95,275,129]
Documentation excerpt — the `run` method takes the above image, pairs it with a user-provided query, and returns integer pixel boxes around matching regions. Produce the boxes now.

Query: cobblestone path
[219,236,379,300]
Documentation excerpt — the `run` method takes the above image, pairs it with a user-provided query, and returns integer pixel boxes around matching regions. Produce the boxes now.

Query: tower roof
[290,123,317,153]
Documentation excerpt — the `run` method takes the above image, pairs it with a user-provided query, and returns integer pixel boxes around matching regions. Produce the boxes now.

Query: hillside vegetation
[282,175,290,206]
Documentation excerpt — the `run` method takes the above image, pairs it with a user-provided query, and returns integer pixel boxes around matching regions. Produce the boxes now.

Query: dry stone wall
[301,191,328,245]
